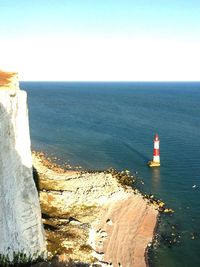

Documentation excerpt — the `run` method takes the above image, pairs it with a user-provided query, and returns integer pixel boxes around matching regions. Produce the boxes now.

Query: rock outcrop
[0,71,46,258]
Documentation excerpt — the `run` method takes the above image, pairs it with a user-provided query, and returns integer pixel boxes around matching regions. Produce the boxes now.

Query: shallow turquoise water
[21,82,200,267]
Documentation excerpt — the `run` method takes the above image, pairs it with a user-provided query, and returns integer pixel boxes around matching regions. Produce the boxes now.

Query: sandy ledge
[32,151,159,267]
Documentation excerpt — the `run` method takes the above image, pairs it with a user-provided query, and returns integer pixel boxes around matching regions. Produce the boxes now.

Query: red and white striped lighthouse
[148,134,160,167]
[153,134,160,164]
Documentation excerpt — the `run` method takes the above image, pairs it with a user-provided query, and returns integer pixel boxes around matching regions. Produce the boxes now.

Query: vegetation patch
[79,245,93,253]
[41,203,69,218]
[0,252,45,267]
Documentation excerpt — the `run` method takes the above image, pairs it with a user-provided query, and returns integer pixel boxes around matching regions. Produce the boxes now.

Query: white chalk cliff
[0,71,46,258]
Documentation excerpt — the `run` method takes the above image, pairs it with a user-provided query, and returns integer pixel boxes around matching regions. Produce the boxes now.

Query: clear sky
[0,0,200,81]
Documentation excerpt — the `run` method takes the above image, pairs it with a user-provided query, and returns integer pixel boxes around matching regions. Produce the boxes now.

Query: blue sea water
[21,81,200,267]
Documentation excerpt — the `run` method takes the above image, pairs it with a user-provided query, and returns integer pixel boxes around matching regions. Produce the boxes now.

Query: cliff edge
[0,70,19,91]
[0,70,46,259]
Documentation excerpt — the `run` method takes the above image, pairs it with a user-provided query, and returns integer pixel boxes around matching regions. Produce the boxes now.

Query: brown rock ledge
[32,152,159,267]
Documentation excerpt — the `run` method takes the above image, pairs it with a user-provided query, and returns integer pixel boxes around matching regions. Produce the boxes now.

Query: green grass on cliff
[0,252,45,267]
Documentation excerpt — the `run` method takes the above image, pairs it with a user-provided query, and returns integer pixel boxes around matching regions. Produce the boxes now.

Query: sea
[20,81,200,267]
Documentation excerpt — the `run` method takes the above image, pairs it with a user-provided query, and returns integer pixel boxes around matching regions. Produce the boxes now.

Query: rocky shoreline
[32,151,159,267]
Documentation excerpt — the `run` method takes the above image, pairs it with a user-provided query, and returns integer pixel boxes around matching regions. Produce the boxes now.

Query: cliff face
[0,71,46,258]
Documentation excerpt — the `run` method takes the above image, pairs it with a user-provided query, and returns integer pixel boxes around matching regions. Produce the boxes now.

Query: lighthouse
[148,134,160,167]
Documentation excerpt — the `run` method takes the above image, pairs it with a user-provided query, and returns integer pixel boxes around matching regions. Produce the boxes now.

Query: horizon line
[19,80,200,83]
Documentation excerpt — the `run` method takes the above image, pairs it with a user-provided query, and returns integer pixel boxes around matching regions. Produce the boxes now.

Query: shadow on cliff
[33,166,40,192]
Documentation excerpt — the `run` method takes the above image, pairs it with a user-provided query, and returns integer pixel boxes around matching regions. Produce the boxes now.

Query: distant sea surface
[21,82,200,267]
